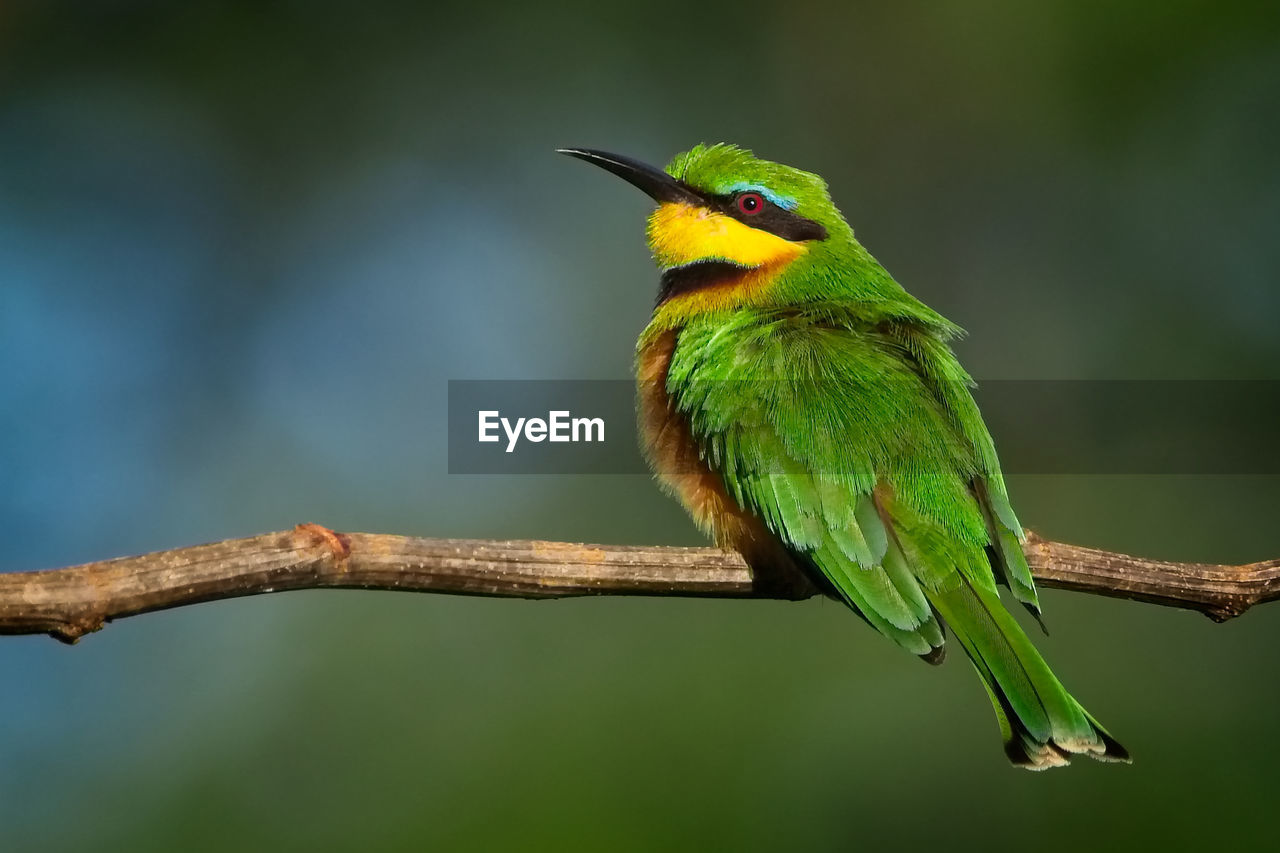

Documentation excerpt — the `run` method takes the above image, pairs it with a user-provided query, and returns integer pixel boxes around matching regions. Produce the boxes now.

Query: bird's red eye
[736,192,765,215]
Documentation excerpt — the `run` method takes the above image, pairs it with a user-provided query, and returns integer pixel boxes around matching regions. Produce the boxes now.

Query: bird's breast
[635,329,769,551]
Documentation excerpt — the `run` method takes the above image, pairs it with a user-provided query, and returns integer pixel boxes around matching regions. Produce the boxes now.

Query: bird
[558,143,1129,770]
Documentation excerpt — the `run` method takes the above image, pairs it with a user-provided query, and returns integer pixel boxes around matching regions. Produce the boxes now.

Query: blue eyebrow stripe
[722,182,798,210]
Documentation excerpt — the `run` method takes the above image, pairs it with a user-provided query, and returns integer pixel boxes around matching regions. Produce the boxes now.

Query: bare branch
[1,523,1277,643]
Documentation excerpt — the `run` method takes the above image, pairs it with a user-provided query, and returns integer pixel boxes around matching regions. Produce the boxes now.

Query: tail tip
[1006,729,1131,770]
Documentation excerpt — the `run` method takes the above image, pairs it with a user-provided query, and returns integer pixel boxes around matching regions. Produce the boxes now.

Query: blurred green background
[3,1,1279,850]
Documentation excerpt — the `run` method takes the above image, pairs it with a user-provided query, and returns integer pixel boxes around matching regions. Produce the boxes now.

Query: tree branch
[2,523,1277,643]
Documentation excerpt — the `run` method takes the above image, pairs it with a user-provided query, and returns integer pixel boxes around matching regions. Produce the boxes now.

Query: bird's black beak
[556,148,703,206]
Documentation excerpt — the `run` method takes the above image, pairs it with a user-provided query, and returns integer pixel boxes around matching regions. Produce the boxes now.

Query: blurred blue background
[2,1,1279,850]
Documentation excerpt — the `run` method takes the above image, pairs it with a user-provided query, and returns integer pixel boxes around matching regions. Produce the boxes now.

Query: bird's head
[559,144,855,325]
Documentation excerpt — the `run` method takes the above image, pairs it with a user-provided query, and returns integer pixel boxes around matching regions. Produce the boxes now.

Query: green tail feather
[927,575,1130,770]
[976,479,1041,617]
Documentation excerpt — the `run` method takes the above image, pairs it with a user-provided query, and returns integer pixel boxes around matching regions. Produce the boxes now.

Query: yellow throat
[643,202,807,323]
[646,202,807,269]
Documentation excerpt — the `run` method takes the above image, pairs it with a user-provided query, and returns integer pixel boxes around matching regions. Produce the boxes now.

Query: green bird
[559,143,1129,770]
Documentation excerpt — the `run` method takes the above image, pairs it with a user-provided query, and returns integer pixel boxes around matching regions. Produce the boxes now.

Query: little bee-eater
[559,144,1129,769]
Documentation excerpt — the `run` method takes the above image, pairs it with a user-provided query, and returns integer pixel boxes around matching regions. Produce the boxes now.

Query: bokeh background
[3,1,1279,850]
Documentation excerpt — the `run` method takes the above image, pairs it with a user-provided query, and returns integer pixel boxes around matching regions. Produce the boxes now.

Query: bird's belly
[635,330,768,550]
[635,329,824,598]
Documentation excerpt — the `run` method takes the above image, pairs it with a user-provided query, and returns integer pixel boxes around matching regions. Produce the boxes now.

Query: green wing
[666,306,1127,766]
[885,319,1040,614]
[668,308,989,658]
